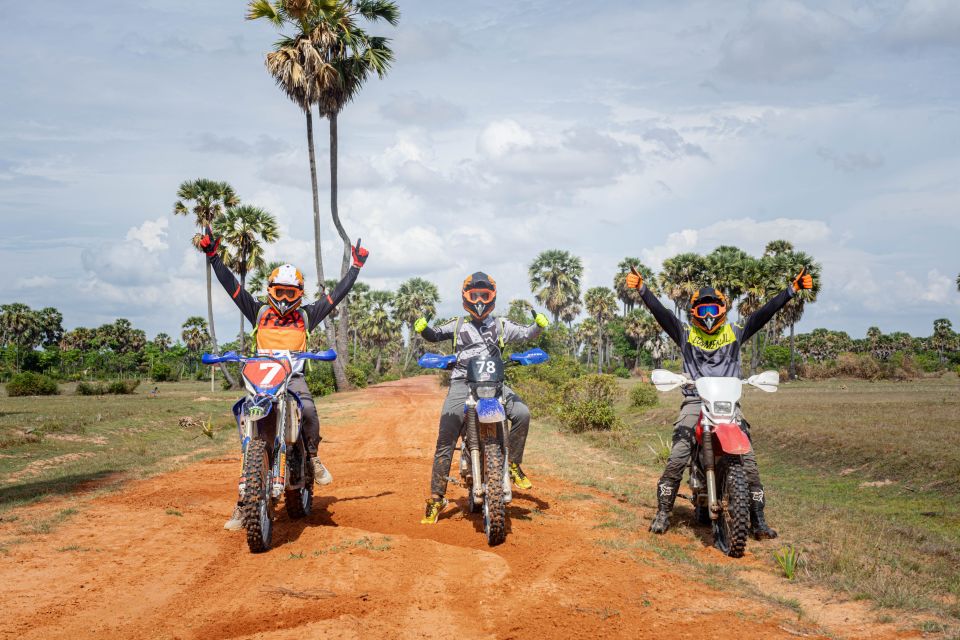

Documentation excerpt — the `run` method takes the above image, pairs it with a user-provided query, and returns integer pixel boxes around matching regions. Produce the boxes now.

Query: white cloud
[477,120,535,158]
[126,217,169,252]
[15,275,56,289]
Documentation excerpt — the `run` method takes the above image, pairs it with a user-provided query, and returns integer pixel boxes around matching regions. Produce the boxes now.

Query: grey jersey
[421,316,543,380]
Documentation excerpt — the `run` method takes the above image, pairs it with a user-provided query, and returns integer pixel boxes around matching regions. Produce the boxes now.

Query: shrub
[76,381,104,395]
[345,363,369,388]
[76,380,139,395]
[557,374,623,433]
[107,379,140,394]
[306,363,336,397]
[762,345,791,370]
[511,378,559,418]
[150,362,174,382]
[6,372,59,397]
[613,366,631,379]
[630,384,658,410]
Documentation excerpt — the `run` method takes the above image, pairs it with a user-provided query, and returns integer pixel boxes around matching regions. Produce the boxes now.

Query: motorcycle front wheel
[242,439,273,553]
[482,441,507,546]
[713,461,750,558]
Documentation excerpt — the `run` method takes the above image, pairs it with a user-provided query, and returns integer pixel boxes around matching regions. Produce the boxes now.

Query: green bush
[557,374,623,433]
[151,362,174,382]
[306,363,336,397]
[913,351,942,373]
[613,366,631,379]
[511,378,559,418]
[76,381,103,395]
[76,380,140,395]
[762,345,791,370]
[107,379,140,394]
[630,384,658,410]
[6,372,59,397]
[346,363,369,388]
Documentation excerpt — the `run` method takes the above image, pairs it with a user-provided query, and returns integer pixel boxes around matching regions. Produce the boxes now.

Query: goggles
[692,303,724,318]
[463,288,495,304]
[270,285,302,301]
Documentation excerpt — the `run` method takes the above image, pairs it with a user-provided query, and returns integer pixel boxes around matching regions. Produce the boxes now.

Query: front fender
[713,423,752,455]
[476,398,506,424]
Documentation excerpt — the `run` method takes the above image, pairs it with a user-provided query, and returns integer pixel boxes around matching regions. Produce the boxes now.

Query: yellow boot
[509,463,533,490]
[420,497,448,524]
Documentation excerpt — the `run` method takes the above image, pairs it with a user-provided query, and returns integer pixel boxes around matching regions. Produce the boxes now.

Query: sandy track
[0,377,917,639]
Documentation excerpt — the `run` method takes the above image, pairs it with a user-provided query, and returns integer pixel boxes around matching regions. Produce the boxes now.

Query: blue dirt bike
[418,347,549,546]
[202,349,336,553]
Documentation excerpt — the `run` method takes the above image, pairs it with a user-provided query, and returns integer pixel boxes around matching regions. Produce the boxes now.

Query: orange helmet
[689,287,728,334]
[267,264,304,316]
[462,271,496,321]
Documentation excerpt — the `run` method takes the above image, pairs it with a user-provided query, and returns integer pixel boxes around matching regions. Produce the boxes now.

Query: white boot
[312,457,333,486]
[224,504,243,531]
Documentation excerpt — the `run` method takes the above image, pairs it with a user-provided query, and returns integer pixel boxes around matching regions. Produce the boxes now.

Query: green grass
[0,381,237,511]
[527,376,960,622]
[312,536,393,555]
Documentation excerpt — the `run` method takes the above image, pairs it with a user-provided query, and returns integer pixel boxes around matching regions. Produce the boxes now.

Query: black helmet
[462,271,496,321]
[689,286,728,334]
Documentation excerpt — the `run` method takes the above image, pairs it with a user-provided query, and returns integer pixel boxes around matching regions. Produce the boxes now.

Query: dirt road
[0,377,918,639]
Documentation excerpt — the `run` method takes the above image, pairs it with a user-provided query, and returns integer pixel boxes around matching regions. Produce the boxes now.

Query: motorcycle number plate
[466,356,504,383]
[242,359,292,392]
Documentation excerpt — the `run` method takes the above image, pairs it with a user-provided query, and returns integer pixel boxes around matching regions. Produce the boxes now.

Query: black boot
[649,479,679,534]
[750,496,778,540]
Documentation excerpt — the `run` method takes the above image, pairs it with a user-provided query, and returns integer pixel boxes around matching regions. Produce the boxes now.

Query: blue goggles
[692,303,723,318]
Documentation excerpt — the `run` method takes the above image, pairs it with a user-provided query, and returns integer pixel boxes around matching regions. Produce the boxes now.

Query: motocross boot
[750,490,778,540]
[509,463,533,490]
[649,478,680,534]
[224,503,243,531]
[420,497,448,524]
[312,457,333,486]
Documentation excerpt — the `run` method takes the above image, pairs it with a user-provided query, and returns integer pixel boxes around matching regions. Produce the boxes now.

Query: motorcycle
[202,349,336,553]
[651,369,779,557]
[418,347,549,546]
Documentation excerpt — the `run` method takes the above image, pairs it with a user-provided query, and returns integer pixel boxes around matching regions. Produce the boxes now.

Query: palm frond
[246,0,284,26]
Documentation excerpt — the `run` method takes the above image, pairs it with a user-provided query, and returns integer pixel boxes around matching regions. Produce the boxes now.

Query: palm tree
[36,307,64,348]
[529,249,584,323]
[932,318,956,363]
[658,252,708,318]
[153,333,172,351]
[0,303,39,372]
[181,316,210,374]
[704,245,750,313]
[346,281,371,356]
[214,205,280,354]
[359,290,398,374]
[768,249,821,378]
[173,178,240,388]
[506,299,535,325]
[392,277,439,366]
[575,318,599,365]
[623,308,659,369]
[763,239,794,258]
[613,257,656,313]
[737,255,779,374]
[584,286,617,373]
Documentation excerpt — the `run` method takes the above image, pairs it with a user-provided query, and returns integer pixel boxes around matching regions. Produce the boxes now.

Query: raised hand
[414,317,428,333]
[625,265,644,290]
[351,237,369,268]
[198,226,221,257]
[792,266,813,292]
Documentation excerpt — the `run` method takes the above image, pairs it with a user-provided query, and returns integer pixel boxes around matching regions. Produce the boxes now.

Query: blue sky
[1,0,958,340]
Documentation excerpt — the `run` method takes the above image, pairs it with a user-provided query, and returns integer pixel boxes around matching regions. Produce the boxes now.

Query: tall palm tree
[529,249,584,323]
[214,205,280,354]
[575,318,599,365]
[173,178,239,388]
[359,289,398,374]
[392,277,440,366]
[763,239,794,258]
[0,303,39,372]
[584,286,617,373]
[658,252,708,318]
[507,299,535,325]
[705,245,749,313]
[623,308,660,369]
[153,333,172,351]
[768,249,821,378]
[613,257,656,314]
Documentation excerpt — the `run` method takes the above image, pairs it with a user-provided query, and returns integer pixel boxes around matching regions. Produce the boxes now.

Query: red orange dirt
[0,377,921,639]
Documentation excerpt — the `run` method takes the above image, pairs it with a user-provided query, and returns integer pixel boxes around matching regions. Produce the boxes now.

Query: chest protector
[254,306,309,352]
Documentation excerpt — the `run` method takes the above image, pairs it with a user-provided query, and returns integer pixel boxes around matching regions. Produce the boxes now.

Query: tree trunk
[207,262,237,388]
[788,322,797,380]
[326,110,352,389]
[374,349,382,375]
[239,270,246,355]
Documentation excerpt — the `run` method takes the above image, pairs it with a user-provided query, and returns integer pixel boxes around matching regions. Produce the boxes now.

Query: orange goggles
[463,288,495,304]
[270,285,302,301]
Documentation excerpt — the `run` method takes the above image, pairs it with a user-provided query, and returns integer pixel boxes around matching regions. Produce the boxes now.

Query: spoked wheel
[482,441,506,546]
[242,439,273,553]
[712,462,750,558]
[285,442,313,520]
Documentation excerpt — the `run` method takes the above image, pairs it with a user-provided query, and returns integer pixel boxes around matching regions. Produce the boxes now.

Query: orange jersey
[255,308,308,352]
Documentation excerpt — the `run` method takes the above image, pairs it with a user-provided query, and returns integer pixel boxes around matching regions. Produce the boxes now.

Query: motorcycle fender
[476,398,506,424]
[713,423,752,455]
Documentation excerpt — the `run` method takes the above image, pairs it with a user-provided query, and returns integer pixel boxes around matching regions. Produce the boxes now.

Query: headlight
[475,384,498,399]
[712,401,733,414]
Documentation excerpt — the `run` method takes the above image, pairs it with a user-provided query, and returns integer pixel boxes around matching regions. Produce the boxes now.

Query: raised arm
[301,239,368,329]
[625,266,683,346]
[501,312,549,344]
[199,227,262,325]
[419,318,458,343]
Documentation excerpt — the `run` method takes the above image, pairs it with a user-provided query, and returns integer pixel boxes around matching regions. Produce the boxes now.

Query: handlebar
[417,348,549,371]
[201,349,338,365]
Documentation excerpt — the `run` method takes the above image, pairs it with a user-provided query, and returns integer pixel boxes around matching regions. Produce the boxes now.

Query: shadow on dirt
[272,491,395,547]
[0,470,121,507]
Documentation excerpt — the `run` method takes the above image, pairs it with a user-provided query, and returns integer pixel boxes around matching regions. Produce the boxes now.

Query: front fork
[237,396,294,501]
[464,399,511,506]
[702,424,719,520]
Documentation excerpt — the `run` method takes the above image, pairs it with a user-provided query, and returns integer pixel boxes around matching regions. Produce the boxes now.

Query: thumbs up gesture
[625,265,644,290]
[792,266,813,292]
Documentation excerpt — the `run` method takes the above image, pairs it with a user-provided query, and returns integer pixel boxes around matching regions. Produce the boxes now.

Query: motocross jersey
[638,284,796,396]
[421,316,543,381]
[209,254,358,355]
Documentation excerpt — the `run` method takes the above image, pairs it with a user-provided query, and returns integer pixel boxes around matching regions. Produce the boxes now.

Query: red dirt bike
[651,369,779,557]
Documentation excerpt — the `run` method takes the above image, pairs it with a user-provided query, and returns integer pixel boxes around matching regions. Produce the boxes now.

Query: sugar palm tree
[173,178,239,388]
[529,249,584,323]
[359,290,398,374]
[214,205,280,354]
[345,281,371,356]
[614,257,656,314]
[705,245,750,313]
[767,249,821,378]
[181,316,210,374]
[0,303,39,372]
[153,333,172,351]
[392,277,440,366]
[658,252,708,318]
[584,286,617,373]
[763,239,794,258]
[575,318,599,365]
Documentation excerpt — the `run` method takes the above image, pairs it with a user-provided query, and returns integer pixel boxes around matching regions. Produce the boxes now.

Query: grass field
[524,374,960,628]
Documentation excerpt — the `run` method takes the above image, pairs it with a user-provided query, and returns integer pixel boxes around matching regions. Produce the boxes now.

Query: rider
[626,266,814,538]
[197,226,369,530]
[414,271,550,524]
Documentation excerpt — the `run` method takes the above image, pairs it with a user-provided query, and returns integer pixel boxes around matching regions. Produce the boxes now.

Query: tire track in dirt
[0,377,922,639]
